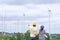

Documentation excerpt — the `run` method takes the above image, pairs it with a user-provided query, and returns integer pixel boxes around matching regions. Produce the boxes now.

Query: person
[39,25,46,40]
[30,21,37,40]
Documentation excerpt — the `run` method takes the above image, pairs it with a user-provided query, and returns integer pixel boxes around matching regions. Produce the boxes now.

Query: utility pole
[48,9,52,40]
[23,13,26,32]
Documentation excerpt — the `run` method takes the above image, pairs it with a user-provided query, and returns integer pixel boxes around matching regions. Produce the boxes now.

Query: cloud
[0,0,60,5]
[0,3,60,33]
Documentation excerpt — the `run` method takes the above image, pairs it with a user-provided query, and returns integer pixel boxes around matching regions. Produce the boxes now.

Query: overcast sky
[0,0,60,5]
[0,0,60,34]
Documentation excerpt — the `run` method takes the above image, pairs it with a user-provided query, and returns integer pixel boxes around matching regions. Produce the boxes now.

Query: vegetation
[24,30,30,40]
[0,30,60,40]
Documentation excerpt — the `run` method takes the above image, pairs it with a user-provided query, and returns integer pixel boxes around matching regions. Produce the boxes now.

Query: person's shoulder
[43,29,45,32]
[43,29,45,31]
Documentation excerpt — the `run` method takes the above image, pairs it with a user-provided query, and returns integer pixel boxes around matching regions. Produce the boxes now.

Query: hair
[33,25,36,27]
[40,28,44,31]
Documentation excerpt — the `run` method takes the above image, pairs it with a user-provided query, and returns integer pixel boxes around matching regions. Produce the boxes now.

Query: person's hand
[44,34,48,38]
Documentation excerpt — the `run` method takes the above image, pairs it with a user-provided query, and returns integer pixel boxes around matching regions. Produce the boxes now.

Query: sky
[0,0,60,34]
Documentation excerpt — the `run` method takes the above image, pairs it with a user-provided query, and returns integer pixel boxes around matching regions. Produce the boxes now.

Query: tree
[24,30,30,40]
[16,32,24,40]
[45,33,50,40]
